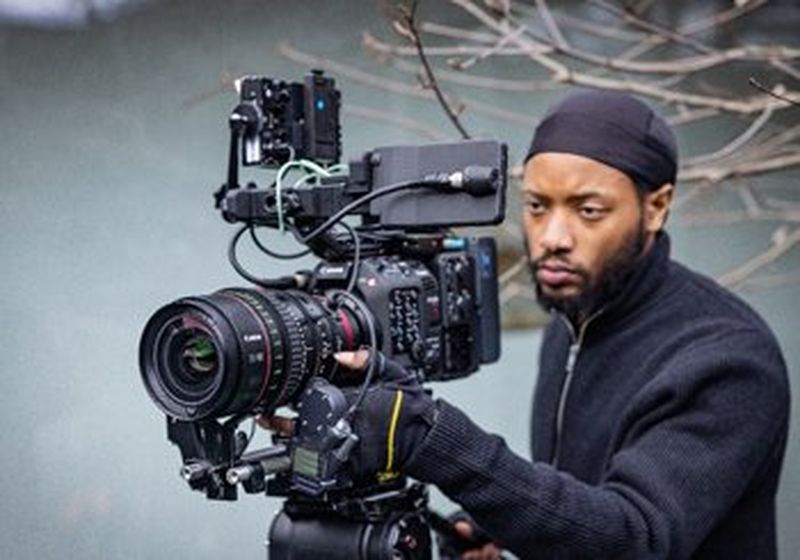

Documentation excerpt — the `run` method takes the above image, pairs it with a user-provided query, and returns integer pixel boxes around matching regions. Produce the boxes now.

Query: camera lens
[139,288,363,421]
[181,334,217,375]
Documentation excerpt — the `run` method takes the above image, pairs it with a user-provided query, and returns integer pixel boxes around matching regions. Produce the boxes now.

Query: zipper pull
[565,342,579,375]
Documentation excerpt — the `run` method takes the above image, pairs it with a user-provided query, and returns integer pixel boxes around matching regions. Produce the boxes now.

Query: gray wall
[1,1,797,558]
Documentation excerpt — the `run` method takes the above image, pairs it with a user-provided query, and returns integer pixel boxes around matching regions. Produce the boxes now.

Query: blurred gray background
[1,0,798,558]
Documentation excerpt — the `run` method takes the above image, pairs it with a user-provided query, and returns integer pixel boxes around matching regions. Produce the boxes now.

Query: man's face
[521,152,652,320]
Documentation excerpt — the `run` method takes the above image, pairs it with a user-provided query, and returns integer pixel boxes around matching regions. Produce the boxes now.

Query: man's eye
[526,200,546,215]
[579,206,606,220]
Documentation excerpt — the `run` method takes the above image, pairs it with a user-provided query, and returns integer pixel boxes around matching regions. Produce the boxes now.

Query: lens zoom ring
[221,288,287,411]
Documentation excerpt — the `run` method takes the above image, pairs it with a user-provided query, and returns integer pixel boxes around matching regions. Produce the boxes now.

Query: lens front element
[139,288,360,421]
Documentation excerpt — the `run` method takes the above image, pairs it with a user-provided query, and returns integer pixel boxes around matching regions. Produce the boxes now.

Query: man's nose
[538,212,573,254]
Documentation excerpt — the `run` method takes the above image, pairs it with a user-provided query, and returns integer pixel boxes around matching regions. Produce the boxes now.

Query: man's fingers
[334,350,371,371]
[480,543,503,560]
[453,520,502,560]
[256,415,295,436]
[453,520,474,540]
[463,544,502,560]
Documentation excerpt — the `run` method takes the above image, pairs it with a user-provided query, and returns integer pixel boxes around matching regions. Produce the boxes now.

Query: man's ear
[644,183,673,233]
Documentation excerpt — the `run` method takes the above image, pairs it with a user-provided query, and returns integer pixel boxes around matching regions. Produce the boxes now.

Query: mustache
[521,236,590,280]
[531,254,581,274]
[529,254,591,285]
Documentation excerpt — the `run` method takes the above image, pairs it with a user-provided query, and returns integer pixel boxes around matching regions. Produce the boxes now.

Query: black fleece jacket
[406,233,790,559]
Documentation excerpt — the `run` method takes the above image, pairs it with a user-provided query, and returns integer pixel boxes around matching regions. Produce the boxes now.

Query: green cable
[274,159,344,233]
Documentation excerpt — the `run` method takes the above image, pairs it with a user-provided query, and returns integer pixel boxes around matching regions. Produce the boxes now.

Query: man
[319,90,790,559]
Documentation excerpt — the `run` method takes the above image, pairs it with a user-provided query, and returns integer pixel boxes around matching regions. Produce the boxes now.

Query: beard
[527,220,646,323]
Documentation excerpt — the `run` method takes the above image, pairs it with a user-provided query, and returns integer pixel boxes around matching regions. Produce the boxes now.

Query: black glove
[433,510,503,560]
[338,352,437,484]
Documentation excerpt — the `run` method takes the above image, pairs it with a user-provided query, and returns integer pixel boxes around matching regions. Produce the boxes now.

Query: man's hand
[333,349,371,371]
[452,521,504,560]
[437,511,504,560]
[257,350,437,484]
[256,415,295,436]
[333,350,437,483]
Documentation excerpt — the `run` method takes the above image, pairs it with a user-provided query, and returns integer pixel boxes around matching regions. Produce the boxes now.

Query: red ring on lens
[339,309,354,350]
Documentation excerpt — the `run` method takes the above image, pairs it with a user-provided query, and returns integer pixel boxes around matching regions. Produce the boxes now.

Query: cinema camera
[139,70,507,559]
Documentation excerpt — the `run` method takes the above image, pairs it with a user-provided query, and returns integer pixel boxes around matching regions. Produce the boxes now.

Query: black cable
[250,225,311,260]
[249,177,435,261]
[228,224,297,289]
[330,290,379,419]
[299,178,447,245]
[235,417,258,460]
[336,221,361,294]
[230,178,447,285]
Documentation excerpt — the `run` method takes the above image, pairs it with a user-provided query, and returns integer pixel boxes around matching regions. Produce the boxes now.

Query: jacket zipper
[551,311,601,467]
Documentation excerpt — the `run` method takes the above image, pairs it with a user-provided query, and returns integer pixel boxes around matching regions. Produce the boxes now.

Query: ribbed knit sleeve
[404,328,789,560]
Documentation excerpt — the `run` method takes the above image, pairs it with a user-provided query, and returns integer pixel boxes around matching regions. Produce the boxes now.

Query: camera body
[139,71,507,559]
[312,237,500,379]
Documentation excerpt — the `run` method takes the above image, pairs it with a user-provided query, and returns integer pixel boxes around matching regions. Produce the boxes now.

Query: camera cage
[146,70,508,559]
[216,70,507,260]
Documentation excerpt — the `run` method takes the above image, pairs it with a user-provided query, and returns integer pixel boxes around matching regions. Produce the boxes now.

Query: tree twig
[343,104,448,140]
[611,0,768,62]
[399,0,471,139]
[736,183,762,219]
[277,41,534,126]
[666,107,720,126]
[739,270,800,292]
[717,227,800,289]
[679,151,800,183]
[413,19,800,76]
[749,77,800,108]
[512,4,648,43]
[363,32,557,91]
[598,0,798,82]
[590,0,715,55]
[534,0,569,51]
[683,105,774,166]
[448,0,800,114]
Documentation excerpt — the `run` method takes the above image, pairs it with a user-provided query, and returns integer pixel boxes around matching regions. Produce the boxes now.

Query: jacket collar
[561,231,672,335]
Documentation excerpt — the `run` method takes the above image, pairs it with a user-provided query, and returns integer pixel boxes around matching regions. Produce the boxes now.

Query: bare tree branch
[613,0,769,62]
[717,227,800,289]
[397,0,471,139]
[344,104,448,140]
[737,183,762,219]
[679,151,800,183]
[739,270,800,292]
[676,209,800,227]
[596,0,800,82]
[512,4,648,43]
[401,18,800,76]
[277,41,535,126]
[683,106,774,167]
[446,26,530,70]
[562,43,800,76]
[590,0,716,55]
[181,70,237,109]
[750,77,800,108]
[680,0,769,34]
[534,0,569,51]
[448,0,800,114]
[363,32,557,91]
[666,107,721,126]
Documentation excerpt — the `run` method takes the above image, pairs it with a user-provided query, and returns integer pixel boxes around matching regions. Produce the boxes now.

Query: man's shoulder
[660,259,775,337]
[649,260,787,386]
